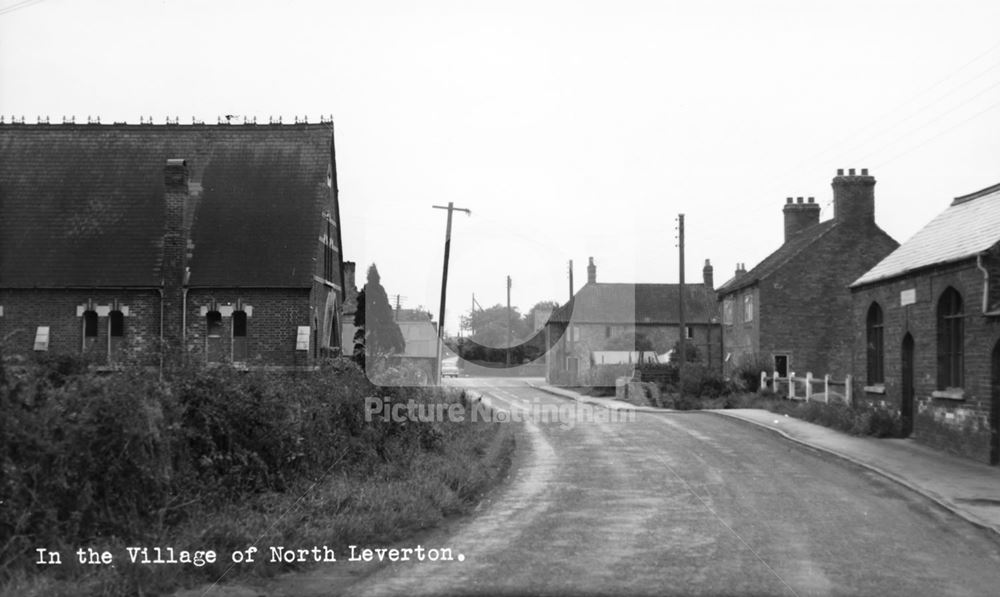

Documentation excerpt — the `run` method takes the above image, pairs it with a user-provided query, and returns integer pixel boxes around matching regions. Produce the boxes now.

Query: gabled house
[545,257,721,384]
[0,120,346,368]
[716,169,898,379]
[850,181,1000,464]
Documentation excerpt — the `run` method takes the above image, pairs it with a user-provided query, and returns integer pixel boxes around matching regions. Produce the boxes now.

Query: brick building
[850,181,1000,464]
[716,169,898,379]
[0,120,346,368]
[546,257,721,383]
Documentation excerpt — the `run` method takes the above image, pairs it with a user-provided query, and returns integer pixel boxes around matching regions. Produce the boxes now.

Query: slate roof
[0,123,335,288]
[716,220,837,295]
[548,283,718,325]
[851,181,1000,288]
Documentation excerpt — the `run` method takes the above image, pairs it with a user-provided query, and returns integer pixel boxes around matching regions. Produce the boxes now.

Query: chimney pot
[837,168,844,176]
[808,197,814,203]
[796,197,804,203]
[786,197,793,203]
[861,168,869,175]
[703,259,714,289]
[848,168,856,176]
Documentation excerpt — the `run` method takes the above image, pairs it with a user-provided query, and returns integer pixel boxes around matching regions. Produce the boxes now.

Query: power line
[0,0,46,17]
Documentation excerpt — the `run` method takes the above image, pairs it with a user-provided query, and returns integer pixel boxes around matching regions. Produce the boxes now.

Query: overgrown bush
[0,354,484,582]
[732,352,771,392]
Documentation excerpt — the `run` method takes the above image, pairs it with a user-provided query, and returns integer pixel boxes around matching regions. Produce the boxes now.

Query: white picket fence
[760,371,852,406]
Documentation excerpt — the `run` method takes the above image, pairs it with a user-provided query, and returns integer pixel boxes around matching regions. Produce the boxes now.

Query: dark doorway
[774,354,789,378]
[901,334,915,438]
[991,340,1000,465]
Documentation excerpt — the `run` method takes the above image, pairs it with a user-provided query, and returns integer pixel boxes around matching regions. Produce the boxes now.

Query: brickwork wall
[184,288,313,368]
[851,260,1000,463]
[761,222,898,379]
[721,286,760,375]
[0,289,161,364]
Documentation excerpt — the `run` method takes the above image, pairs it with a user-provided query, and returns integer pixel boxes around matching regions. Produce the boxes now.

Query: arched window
[83,310,98,337]
[866,302,884,384]
[83,310,98,352]
[232,310,248,362]
[206,310,223,363]
[109,310,125,337]
[937,287,964,389]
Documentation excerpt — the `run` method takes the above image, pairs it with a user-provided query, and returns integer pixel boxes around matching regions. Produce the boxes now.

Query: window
[866,302,884,384]
[34,326,50,351]
[110,310,125,337]
[232,310,248,362]
[206,310,224,363]
[937,287,964,389]
[723,298,734,325]
[743,294,754,323]
[323,221,335,282]
[605,326,612,338]
[83,310,98,337]
[83,310,98,351]
[686,326,694,339]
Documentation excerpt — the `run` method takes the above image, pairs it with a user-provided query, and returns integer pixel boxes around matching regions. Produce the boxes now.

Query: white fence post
[845,374,852,406]
[824,374,830,404]
[760,370,767,392]
[805,372,813,401]
[788,371,796,400]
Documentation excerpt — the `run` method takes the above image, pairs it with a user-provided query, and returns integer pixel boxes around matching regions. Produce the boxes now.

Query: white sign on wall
[900,288,916,306]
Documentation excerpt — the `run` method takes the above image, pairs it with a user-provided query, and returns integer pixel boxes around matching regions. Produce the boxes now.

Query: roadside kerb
[706,409,1000,540]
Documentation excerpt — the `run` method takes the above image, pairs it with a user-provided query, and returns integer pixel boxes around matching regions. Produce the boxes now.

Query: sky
[2,0,999,336]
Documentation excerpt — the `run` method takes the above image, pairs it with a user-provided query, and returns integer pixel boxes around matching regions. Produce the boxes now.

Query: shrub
[733,352,771,392]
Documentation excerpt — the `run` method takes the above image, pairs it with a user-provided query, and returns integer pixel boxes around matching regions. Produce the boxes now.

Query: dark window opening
[206,311,223,336]
[110,310,125,337]
[866,302,884,384]
[233,311,247,337]
[937,287,964,389]
[83,310,98,337]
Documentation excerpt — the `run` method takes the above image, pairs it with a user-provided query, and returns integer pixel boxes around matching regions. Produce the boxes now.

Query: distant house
[545,257,721,384]
[850,181,1000,464]
[0,120,346,368]
[716,169,898,380]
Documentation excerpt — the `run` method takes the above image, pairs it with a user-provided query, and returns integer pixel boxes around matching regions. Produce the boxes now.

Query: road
[214,377,1000,597]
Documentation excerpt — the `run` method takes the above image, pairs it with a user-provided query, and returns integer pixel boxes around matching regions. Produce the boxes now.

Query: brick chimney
[734,262,747,278]
[587,257,596,284]
[162,158,190,350]
[703,259,714,289]
[832,168,876,225]
[783,196,820,242]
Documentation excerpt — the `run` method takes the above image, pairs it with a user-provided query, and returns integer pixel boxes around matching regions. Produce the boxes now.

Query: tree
[522,300,559,332]
[460,304,529,348]
[354,264,405,369]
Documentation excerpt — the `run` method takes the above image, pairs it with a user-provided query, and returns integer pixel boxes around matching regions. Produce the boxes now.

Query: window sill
[931,388,965,400]
[864,385,886,395]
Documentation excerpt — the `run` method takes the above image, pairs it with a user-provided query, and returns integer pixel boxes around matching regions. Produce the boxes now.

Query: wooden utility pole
[677,214,686,397]
[433,202,471,383]
[506,275,512,367]
[568,259,574,300]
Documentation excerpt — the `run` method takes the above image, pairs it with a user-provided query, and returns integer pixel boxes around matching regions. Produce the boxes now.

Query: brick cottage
[850,181,1000,464]
[716,169,899,380]
[0,119,346,369]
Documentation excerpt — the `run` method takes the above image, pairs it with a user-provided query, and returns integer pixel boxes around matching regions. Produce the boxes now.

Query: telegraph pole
[506,275,512,367]
[433,202,471,383]
[568,259,574,300]
[677,214,686,397]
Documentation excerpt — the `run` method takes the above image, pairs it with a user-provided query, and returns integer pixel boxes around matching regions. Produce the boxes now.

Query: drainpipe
[158,288,165,379]
[976,252,990,314]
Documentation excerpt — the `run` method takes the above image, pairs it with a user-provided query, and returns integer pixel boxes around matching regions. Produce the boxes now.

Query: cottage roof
[0,122,335,288]
[851,182,1000,288]
[548,282,718,325]
[716,220,837,295]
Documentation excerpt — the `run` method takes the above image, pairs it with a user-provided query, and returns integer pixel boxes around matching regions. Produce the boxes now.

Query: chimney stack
[703,259,714,289]
[162,158,190,353]
[734,262,747,278]
[832,168,876,225]
[782,196,820,242]
[587,257,596,284]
